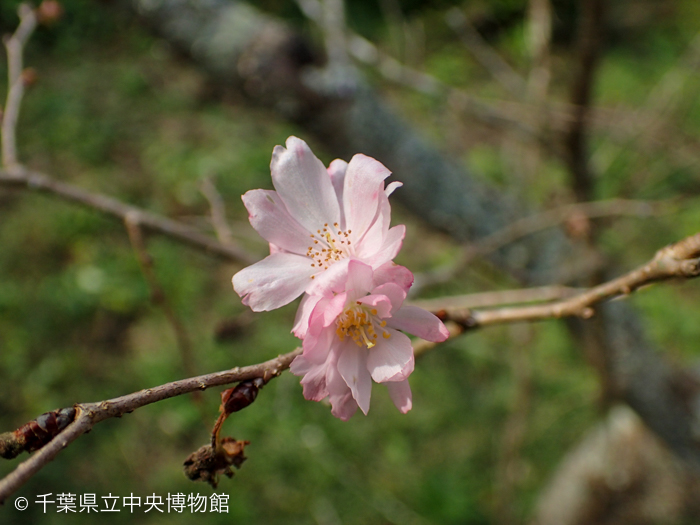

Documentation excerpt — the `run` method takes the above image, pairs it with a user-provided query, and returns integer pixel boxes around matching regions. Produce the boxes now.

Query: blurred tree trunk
[128,0,700,471]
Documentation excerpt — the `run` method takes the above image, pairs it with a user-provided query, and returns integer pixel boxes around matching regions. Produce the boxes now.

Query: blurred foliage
[1,0,700,524]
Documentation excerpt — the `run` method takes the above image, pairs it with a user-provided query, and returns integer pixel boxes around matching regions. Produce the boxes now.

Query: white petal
[270,136,340,233]
[232,252,314,311]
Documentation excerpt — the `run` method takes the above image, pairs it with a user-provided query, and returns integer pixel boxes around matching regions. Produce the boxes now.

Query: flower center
[307,223,353,277]
[335,302,391,349]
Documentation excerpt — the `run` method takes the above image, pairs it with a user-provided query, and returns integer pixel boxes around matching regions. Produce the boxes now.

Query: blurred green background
[1,0,700,523]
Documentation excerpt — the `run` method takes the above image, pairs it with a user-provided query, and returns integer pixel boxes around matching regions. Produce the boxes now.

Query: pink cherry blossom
[232,136,405,312]
[290,260,450,420]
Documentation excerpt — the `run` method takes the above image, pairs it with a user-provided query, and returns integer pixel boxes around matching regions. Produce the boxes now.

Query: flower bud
[37,0,63,25]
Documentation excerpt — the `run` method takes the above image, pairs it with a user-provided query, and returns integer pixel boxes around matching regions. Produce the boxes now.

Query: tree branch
[439,232,700,329]
[2,3,37,171]
[199,175,236,246]
[0,348,302,503]
[124,213,197,379]
[412,198,669,293]
[0,167,257,264]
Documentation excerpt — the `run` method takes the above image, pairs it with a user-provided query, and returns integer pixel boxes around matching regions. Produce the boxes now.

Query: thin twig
[0,167,257,263]
[124,213,197,379]
[0,348,302,503]
[412,198,670,293]
[2,3,37,170]
[199,175,235,246]
[409,285,581,312]
[445,7,526,97]
[441,231,700,329]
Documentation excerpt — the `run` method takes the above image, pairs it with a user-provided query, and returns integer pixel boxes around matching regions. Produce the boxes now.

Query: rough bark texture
[129,0,700,469]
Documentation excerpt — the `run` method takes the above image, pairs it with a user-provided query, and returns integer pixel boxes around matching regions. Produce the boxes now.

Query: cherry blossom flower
[290,260,450,420]
[232,136,405,311]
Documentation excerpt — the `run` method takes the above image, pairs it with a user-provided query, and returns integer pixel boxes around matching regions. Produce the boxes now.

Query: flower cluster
[233,137,448,420]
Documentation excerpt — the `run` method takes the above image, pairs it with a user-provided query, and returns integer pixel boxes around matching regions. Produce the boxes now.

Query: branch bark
[439,232,700,329]
[0,167,257,264]
[0,348,302,503]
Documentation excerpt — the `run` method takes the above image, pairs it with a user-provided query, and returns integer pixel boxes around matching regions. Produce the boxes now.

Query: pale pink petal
[292,294,323,338]
[305,257,352,296]
[353,177,395,256]
[386,305,450,342]
[344,260,374,301]
[232,253,314,311]
[309,293,347,330]
[337,342,372,415]
[371,282,407,314]
[242,189,312,254]
[327,159,348,228]
[386,380,412,414]
[303,295,346,363]
[303,325,335,364]
[290,355,329,402]
[290,354,312,375]
[327,348,359,420]
[353,197,389,257]
[362,224,405,268]
[329,388,358,421]
[367,329,414,383]
[373,263,414,292]
[342,154,391,239]
[356,294,393,318]
[270,136,340,232]
[385,181,402,197]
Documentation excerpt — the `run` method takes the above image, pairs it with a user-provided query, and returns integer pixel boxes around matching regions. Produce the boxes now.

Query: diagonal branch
[438,232,700,329]
[0,348,302,503]
[199,175,236,246]
[0,167,257,264]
